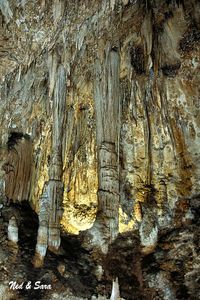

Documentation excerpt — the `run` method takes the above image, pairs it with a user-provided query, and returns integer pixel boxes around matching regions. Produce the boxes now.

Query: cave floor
[0,200,200,300]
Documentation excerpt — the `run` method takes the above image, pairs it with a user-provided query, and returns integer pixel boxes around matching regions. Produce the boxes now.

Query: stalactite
[0,0,13,23]
[143,69,154,186]
[134,201,142,222]
[47,51,58,99]
[52,0,63,24]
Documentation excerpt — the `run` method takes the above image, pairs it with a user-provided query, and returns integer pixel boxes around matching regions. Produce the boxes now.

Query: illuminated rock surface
[0,0,200,299]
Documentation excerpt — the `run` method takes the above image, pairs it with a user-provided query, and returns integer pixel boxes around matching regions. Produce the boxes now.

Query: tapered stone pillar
[34,63,66,267]
[87,45,121,254]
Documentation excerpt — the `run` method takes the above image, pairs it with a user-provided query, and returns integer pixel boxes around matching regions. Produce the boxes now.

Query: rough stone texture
[86,46,120,253]
[3,133,33,202]
[34,61,67,266]
[0,0,200,299]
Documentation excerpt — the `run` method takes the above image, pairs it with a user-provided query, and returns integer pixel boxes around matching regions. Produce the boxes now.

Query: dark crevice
[98,188,118,196]
[161,62,181,77]
[130,46,146,75]
[179,25,200,53]
[7,132,30,150]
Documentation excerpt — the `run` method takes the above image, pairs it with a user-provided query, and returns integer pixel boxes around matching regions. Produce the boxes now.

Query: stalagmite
[8,216,18,243]
[35,221,48,258]
[110,278,120,300]
[34,184,49,266]
[139,211,158,254]
[48,180,64,250]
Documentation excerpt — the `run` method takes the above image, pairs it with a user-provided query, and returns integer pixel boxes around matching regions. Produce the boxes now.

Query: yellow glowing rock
[134,202,142,222]
[119,208,135,233]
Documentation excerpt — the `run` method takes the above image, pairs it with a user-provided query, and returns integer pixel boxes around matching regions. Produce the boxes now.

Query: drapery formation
[3,134,33,203]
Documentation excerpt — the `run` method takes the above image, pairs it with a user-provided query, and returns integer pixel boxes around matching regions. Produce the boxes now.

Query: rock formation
[34,60,66,267]
[0,0,199,299]
[86,44,120,254]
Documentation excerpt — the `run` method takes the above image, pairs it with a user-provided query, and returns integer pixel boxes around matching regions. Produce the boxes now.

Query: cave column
[34,64,66,266]
[91,45,120,254]
[47,64,66,251]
